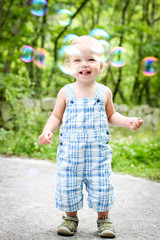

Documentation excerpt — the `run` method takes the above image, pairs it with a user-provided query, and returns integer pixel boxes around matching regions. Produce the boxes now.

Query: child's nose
[81,61,89,67]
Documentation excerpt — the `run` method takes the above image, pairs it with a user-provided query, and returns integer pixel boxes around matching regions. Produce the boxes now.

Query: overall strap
[64,83,75,101]
[96,83,105,100]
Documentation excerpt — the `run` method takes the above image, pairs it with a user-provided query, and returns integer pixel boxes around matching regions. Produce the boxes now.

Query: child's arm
[105,87,143,130]
[39,87,66,145]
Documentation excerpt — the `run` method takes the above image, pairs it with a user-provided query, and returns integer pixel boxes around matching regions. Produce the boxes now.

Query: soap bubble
[30,0,48,16]
[63,34,78,45]
[89,28,110,41]
[27,168,38,177]
[20,45,34,62]
[141,57,158,76]
[57,45,82,75]
[110,46,126,67]
[57,9,73,26]
[34,48,49,68]
[92,40,110,62]
[26,168,38,189]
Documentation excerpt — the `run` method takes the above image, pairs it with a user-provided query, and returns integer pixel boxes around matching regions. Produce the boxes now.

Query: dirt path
[0,156,160,240]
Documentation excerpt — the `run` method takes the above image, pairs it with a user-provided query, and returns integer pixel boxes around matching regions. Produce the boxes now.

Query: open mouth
[79,70,91,75]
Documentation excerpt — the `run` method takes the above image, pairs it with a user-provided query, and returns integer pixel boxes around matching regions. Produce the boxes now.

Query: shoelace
[62,216,78,229]
[101,222,112,229]
[63,220,73,227]
[98,221,114,231]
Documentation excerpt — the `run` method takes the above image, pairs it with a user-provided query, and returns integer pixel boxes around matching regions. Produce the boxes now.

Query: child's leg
[66,211,78,218]
[97,210,109,219]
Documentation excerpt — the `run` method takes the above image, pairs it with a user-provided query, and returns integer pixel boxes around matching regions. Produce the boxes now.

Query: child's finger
[132,122,137,130]
[135,120,143,129]
[137,120,143,127]
[138,118,143,123]
[48,133,53,140]
[48,141,52,144]
[48,138,52,143]
[134,121,140,128]
[46,138,52,144]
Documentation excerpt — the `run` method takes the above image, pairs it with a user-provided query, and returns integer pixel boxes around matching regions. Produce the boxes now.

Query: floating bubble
[110,46,126,67]
[27,168,38,177]
[57,9,73,26]
[30,0,48,17]
[57,45,82,75]
[26,168,38,189]
[89,28,110,41]
[141,57,158,77]
[92,40,110,62]
[26,180,36,189]
[20,45,34,62]
[63,34,78,45]
[34,48,49,68]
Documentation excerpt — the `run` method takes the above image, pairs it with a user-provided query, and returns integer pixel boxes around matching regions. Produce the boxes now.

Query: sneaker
[57,215,79,236]
[97,216,116,238]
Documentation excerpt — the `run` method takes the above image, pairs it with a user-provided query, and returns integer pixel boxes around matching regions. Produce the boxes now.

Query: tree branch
[109,67,126,102]
[32,14,47,47]
[0,0,14,39]
[113,0,130,101]
[1,0,14,26]
[153,16,160,22]
[90,2,95,29]
[54,0,89,62]
[96,0,103,25]
[146,0,151,25]
[151,0,156,24]
[122,0,130,25]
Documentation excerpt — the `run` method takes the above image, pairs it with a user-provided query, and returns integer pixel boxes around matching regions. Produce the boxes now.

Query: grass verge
[0,126,160,182]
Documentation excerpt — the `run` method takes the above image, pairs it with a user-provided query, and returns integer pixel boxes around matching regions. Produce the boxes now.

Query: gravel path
[0,156,160,240]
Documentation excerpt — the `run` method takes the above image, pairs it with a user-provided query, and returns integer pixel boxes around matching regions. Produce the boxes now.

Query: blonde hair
[70,35,101,46]
[70,35,109,73]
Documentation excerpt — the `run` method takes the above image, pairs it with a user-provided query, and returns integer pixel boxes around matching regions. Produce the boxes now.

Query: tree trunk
[113,0,130,101]
[131,33,143,103]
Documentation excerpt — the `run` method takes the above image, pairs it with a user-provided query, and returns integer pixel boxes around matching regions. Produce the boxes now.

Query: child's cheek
[70,64,78,76]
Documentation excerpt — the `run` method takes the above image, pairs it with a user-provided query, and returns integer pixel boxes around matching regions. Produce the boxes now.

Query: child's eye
[88,58,95,61]
[74,59,80,62]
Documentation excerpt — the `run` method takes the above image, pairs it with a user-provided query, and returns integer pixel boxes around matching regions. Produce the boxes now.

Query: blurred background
[0,0,160,181]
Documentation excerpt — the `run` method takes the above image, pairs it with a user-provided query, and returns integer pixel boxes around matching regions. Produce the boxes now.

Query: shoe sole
[57,226,76,236]
[99,229,116,238]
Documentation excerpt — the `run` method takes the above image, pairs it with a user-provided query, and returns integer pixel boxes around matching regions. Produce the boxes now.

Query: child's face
[69,41,103,83]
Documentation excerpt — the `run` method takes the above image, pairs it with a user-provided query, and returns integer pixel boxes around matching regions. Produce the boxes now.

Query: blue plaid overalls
[55,83,114,212]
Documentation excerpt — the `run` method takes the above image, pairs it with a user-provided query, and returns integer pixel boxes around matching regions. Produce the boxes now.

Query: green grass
[0,127,59,160]
[110,127,160,182]
[0,125,160,182]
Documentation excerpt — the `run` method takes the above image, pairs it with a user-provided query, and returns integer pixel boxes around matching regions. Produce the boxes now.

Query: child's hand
[39,130,53,145]
[127,117,143,130]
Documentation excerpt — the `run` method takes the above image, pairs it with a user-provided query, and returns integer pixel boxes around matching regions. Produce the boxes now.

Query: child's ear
[100,62,104,69]
[99,62,104,73]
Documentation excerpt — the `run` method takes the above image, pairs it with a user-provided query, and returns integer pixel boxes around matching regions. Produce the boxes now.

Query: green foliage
[111,135,160,181]
[0,0,160,104]
[0,105,59,160]
[0,114,160,182]
[0,0,160,182]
